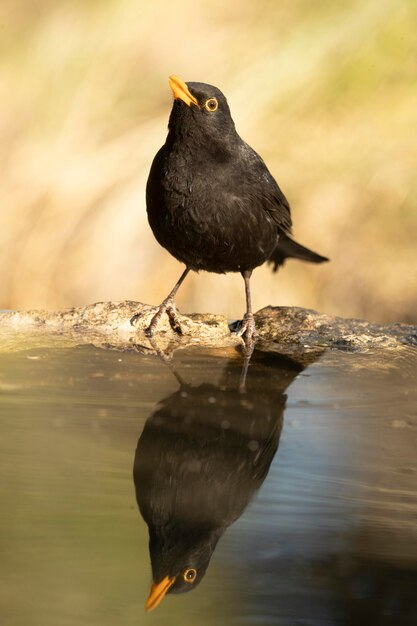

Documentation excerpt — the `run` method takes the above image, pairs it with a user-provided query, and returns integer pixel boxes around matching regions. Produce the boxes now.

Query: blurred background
[0,0,416,323]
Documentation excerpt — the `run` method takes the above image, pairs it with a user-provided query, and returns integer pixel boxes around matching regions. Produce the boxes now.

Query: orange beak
[145,575,176,612]
[168,75,199,107]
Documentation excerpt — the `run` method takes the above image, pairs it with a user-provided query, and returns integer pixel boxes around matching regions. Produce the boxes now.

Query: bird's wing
[259,182,293,234]
[239,141,293,234]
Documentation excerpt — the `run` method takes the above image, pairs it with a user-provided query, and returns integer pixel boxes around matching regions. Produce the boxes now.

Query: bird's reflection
[133,348,319,610]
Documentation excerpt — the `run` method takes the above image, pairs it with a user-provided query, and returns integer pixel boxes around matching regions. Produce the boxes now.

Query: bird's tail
[268,234,329,272]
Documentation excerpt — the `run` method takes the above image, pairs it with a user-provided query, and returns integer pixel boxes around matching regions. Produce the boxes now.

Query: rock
[0,301,415,354]
[0,301,235,354]
[254,306,417,349]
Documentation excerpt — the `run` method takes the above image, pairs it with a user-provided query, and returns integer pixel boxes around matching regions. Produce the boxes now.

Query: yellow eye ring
[183,568,197,583]
[204,98,218,112]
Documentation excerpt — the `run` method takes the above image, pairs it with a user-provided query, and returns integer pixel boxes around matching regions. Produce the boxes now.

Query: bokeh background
[1,0,416,323]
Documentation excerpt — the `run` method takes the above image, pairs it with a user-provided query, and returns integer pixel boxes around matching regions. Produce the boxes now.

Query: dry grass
[1,0,416,322]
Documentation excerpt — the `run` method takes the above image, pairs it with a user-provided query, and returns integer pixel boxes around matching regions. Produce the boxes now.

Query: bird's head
[145,529,217,611]
[167,75,236,149]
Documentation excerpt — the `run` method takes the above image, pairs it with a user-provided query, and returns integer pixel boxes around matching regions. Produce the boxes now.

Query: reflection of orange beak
[145,576,176,612]
[169,75,199,108]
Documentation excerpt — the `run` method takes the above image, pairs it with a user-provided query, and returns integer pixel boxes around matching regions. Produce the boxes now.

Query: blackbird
[135,75,328,344]
[133,349,318,611]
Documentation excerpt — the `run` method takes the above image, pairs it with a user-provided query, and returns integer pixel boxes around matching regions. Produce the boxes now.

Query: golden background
[1,0,416,323]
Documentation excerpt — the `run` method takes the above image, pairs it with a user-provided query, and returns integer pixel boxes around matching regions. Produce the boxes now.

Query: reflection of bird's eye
[204,98,218,112]
[183,568,197,582]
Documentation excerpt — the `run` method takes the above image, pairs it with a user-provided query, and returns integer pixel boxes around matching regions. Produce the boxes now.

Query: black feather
[146,80,328,275]
[269,233,329,272]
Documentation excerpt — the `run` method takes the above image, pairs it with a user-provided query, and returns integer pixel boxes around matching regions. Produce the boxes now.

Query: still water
[0,337,416,626]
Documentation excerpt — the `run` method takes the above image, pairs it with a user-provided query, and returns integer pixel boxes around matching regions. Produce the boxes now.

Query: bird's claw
[129,311,159,336]
[130,312,142,328]
[135,301,184,338]
[166,304,184,335]
[144,323,156,338]
[237,313,257,350]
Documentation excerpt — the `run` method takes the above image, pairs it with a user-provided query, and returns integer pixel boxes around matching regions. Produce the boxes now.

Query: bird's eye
[204,98,218,112]
[183,568,197,583]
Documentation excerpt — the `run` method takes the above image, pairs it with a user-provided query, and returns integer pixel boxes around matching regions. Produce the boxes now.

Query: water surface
[0,339,416,625]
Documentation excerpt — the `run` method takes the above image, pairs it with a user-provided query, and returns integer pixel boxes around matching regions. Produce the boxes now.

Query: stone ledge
[255,306,416,349]
[1,301,415,352]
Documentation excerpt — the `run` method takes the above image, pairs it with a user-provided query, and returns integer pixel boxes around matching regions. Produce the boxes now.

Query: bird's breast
[147,146,278,273]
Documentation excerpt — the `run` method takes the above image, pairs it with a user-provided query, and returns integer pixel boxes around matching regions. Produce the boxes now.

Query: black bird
[135,75,328,344]
[133,350,318,611]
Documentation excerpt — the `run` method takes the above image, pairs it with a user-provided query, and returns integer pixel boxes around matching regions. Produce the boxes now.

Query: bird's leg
[147,267,190,336]
[238,270,257,350]
[131,267,190,337]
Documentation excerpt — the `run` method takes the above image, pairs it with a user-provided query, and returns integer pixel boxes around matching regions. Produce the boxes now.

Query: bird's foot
[138,300,184,338]
[165,303,183,335]
[130,312,143,329]
[237,312,257,351]
[130,300,184,337]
